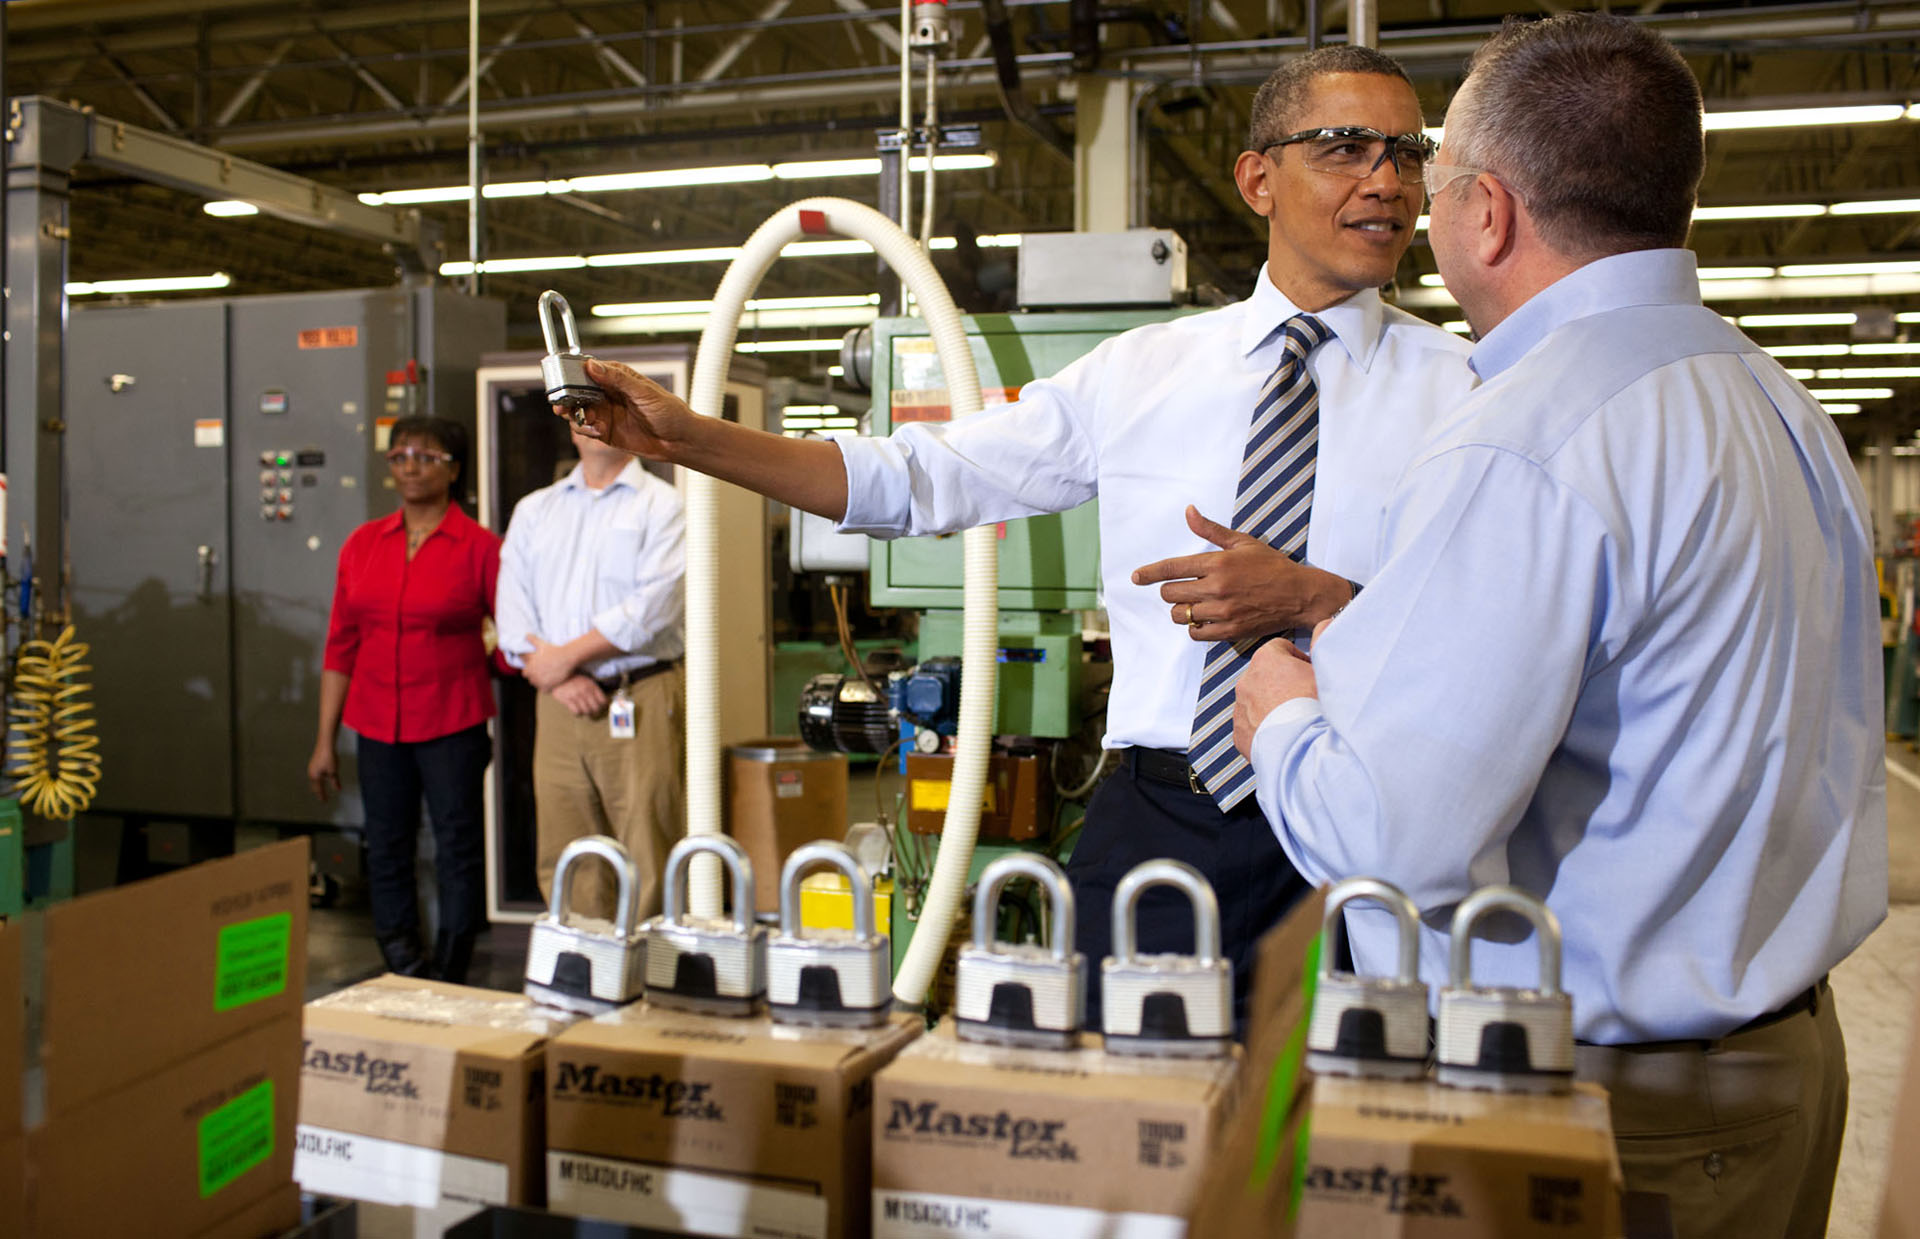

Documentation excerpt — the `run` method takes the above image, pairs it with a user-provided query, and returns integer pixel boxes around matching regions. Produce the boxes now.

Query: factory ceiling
[11,0,1920,429]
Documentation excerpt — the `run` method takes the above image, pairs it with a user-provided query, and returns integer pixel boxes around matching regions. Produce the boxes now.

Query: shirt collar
[1238,263,1386,371]
[1469,248,1703,381]
[376,503,479,541]
[559,458,645,494]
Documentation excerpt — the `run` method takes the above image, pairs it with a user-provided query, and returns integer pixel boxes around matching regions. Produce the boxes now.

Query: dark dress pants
[1065,749,1311,1032]
[357,723,492,941]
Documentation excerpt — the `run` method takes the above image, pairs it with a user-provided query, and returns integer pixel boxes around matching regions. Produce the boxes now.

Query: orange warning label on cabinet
[297,326,359,350]
[891,385,1021,424]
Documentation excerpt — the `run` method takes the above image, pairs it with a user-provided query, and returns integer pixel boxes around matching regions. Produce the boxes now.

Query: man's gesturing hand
[555,358,697,460]
[1133,506,1351,642]
[1232,640,1317,759]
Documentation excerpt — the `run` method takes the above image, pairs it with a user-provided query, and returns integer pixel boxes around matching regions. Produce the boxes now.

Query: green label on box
[198,1079,274,1198]
[214,911,290,1011]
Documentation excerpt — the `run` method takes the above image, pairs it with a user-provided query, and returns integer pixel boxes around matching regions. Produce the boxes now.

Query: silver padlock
[1307,878,1430,1079]
[1100,859,1232,1058]
[643,834,767,1017]
[954,853,1086,1050]
[1435,885,1575,1093]
[538,289,603,424]
[768,841,892,1028]
[524,836,647,1015]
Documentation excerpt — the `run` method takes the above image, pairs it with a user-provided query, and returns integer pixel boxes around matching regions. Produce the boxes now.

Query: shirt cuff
[589,606,641,655]
[834,436,911,537]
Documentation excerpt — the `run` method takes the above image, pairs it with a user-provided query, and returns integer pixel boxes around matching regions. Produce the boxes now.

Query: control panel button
[258,450,275,467]
[277,489,294,503]
[260,504,276,521]
[277,504,294,520]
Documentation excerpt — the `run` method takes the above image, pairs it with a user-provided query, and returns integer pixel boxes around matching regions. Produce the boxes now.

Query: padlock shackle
[550,835,638,938]
[662,834,757,935]
[538,289,584,355]
[1446,884,1564,995]
[970,853,1074,962]
[1320,877,1421,986]
[777,840,876,940]
[1109,859,1220,964]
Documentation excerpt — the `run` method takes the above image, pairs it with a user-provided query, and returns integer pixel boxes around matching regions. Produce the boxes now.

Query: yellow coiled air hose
[7,626,102,820]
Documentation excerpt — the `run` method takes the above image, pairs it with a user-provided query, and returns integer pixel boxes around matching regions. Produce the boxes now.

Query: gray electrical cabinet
[66,286,505,834]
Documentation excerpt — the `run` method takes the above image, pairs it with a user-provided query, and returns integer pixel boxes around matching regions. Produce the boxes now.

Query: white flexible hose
[686,198,995,1008]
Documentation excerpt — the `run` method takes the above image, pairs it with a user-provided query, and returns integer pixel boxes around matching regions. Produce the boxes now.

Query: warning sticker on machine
[873,1191,1184,1239]
[298,326,359,349]
[548,1152,827,1239]
[890,387,1020,425]
[214,911,291,1011]
[198,1079,275,1198]
[193,419,224,448]
[294,1124,509,1208]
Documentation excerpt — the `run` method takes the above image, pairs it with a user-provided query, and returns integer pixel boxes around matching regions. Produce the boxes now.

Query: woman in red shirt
[308,416,502,983]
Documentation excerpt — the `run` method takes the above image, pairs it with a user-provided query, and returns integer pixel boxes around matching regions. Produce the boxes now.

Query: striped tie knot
[1187,311,1334,811]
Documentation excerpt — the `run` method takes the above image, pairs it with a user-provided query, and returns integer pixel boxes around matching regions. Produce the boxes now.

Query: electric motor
[798,673,896,754]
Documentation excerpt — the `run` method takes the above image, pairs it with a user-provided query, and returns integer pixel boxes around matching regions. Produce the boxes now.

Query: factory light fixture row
[439,234,1020,278]
[356,153,998,207]
[67,273,232,295]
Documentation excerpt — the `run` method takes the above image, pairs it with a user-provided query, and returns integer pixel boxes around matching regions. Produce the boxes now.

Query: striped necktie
[1188,313,1333,810]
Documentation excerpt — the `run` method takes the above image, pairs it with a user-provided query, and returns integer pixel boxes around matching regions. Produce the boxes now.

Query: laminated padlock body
[645,916,767,1016]
[954,942,1085,1049]
[641,834,768,1017]
[768,929,891,1026]
[768,841,892,1027]
[1434,885,1576,1094]
[524,836,647,1015]
[537,290,604,409]
[1100,860,1232,1058]
[1306,878,1431,1079]
[954,853,1086,1051]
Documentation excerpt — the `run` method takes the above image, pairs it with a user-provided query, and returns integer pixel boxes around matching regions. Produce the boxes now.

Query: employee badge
[609,686,636,738]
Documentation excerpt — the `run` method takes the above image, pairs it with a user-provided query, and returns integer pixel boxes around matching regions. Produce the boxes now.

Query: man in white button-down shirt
[568,47,1474,1024]
[496,429,687,922]
[1236,16,1884,1234]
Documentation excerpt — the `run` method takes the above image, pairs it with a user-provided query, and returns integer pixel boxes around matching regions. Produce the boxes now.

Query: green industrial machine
[853,310,1193,975]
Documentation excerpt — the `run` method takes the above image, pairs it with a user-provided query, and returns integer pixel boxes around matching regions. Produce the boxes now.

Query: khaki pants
[1575,983,1848,1239]
[533,667,684,923]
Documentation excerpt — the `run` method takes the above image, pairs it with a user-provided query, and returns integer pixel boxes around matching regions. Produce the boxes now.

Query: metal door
[66,301,236,817]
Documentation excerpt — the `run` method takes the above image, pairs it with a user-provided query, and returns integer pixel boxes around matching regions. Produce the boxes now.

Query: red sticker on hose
[798,209,831,235]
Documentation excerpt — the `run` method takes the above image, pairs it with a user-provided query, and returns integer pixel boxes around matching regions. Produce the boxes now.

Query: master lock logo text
[1305,1163,1466,1217]
[551,1061,725,1120]
[883,1098,1079,1161]
[302,1042,418,1098]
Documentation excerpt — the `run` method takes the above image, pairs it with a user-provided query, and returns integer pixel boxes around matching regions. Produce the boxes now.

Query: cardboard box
[27,1011,300,1239]
[546,1003,920,1238]
[729,741,849,912]
[1187,887,1325,1239]
[1297,1076,1621,1238]
[872,1020,1240,1237]
[40,838,308,1119]
[193,1183,302,1239]
[1880,979,1920,1239]
[297,974,580,1209]
[1,915,21,1140]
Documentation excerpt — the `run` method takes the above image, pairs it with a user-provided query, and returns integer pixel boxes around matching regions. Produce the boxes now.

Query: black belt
[594,660,678,695]
[1579,977,1827,1050]
[1127,747,1209,796]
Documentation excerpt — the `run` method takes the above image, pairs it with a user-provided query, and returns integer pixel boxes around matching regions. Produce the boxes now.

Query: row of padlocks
[1308,877,1576,1093]
[521,838,1238,1058]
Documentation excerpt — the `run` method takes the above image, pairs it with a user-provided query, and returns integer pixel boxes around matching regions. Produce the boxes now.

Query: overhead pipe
[979,0,1074,164]
[683,198,995,1008]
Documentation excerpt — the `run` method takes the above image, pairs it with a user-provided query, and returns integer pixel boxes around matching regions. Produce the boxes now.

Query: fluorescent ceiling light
[1698,266,1777,280]
[570,165,773,192]
[594,306,877,334]
[1901,313,1920,323]
[203,200,258,217]
[1764,344,1851,357]
[1829,199,1920,216]
[1418,274,1446,287]
[1693,204,1825,221]
[364,185,475,204]
[1736,312,1859,328]
[1778,260,1920,277]
[1856,342,1920,355]
[1823,403,1863,415]
[1700,274,1920,301]
[1703,104,1908,131]
[1808,366,1920,379]
[772,158,882,179]
[1442,321,1471,334]
[733,339,846,353]
[1805,387,1894,399]
[588,246,746,268]
[827,365,845,377]
[67,272,231,295]
[438,235,1020,279]
[592,293,879,318]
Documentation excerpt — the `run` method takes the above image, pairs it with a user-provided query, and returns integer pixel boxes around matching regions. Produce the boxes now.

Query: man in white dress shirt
[1235,16,1885,1234]
[567,47,1475,1024]
[496,428,686,921]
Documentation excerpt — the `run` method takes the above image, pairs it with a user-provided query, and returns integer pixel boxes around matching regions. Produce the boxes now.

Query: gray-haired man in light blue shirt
[1235,14,1886,1237]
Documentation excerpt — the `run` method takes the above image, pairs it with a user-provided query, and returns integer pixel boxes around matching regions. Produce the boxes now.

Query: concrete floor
[299,751,1920,1236]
